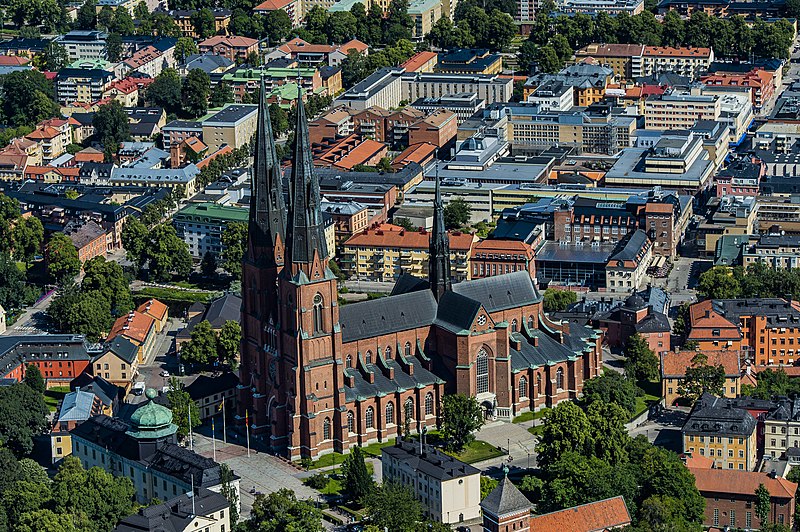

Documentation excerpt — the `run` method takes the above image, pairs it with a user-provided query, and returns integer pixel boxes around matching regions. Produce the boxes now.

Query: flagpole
[188,399,194,451]
[246,409,251,458]
[222,398,227,444]
[212,417,217,462]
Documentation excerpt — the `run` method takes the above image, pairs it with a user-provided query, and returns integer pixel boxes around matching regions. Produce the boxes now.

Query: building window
[519,377,528,399]
[347,411,355,433]
[556,367,564,391]
[365,351,372,365]
[385,346,392,359]
[346,355,352,368]
[386,402,395,425]
[730,510,735,527]
[405,398,414,421]
[536,374,542,396]
[323,417,331,441]
[511,319,518,332]
[366,407,374,429]
[528,316,534,329]
[313,294,324,334]
[425,393,434,416]
[405,342,411,357]
[746,512,752,528]
[476,350,489,394]
[713,508,719,526]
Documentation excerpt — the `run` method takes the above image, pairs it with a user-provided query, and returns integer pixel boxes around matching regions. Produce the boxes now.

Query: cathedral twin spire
[248,78,329,273]
[429,162,451,301]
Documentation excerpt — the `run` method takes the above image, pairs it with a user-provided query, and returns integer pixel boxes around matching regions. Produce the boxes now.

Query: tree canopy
[625,333,660,383]
[239,488,323,532]
[678,353,725,404]
[440,393,483,452]
[46,233,81,285]
[166,378,201,440]
[0,383,49,457]
[542,288,578,313]
[221,221,247,280]
[443,197,472,230]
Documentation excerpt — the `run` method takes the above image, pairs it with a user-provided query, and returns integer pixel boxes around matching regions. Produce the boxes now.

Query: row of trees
[146,68,215,119]
[698,262,800,300]
[340,39,416,89]
[302,1,413,46]
[521,8,795,73]
[0,70,60,129]
[48,256,134,341]
[426,7,516,51]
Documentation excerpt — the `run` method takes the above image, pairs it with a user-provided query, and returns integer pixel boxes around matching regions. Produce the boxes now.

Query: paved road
[4,288,57,335]
[342,279,395,293]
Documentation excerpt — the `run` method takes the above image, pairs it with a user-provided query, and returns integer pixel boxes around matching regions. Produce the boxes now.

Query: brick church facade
[238,81,604,460]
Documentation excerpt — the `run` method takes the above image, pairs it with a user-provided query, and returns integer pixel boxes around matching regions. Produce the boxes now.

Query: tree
[0,252,38,311]
[241,488,323,532]
[97,5,114,30]
[23,364,45,394]
[35,42,69,71]
[48,288,112,341]
[441,393,483,452]
[174,37,198,64]
[537,401,592,469]
[269,103,289,135]
[121,217,149,268]
[93,100,131,155]
[673,302,691,339]
[542,288,577,313]
[81,256,133,316]
[697,265,741,299]
[325,11,357,43]
[210,82,234,108]
[192,8,216,39]
[217,320,241,368]
[221,221,247,279]
[624,333,659,383]
[678,352,725,403]
[364,482,421,531]
[443,197,471,230]
[0,384,49,457]
[582,371,638,417]
[0,70,59,127]
[264,10,292,42]
[51,456,136,532]
[46,233,80,284]
[146,69,183,116]
[755,482,771,525]
[182,68,211,119]
[142,224,192,281]
[394,217,416,231]
[105,33,123,62]
[181,320,218,365]
[110,7,135,34]
[342,445,373,502]
[537,44,562,73]
[166,378,201,440]
[201,251,217,278]
[518,475,543,503]
[586,401,630,463]
[220,463,239,526]
[76,0,97,29]
[13,216,43,266]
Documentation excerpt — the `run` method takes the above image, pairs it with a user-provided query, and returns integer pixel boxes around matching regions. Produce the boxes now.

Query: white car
[160,370,170,378]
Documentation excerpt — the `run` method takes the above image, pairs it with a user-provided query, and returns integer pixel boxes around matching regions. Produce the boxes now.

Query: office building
[173,203,249,259]
[683,393,758,470]
[661,350,741,406]
[113,488,230,532]
[55,31,108,62]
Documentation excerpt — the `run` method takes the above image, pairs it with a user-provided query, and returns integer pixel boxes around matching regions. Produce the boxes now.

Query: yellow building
[574,43,645,80]
[92,337,139,392]
[341,224,476,282]
[682,394,758,471]
[51,390,102,463]
[201,104,258,152]
[661,350,741,407]
[107,310,157,364]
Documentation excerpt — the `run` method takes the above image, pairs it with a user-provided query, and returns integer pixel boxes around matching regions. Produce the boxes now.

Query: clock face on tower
[269,360,277,382]
[477,315,487,326]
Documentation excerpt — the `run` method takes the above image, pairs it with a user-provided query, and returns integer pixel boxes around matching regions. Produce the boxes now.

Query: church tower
[429,166,451,301]
[239,77,287,441]
[275,91,344,459]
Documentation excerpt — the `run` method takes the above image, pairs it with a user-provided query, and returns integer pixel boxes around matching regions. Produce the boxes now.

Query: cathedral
[238,80,604,460]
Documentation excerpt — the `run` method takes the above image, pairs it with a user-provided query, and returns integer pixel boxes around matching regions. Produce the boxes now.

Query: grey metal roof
[58,390,96,423]
[342,356,442,402]
[339,290,437,343]
[452,270,541,313]
[511,329,576,371]
[382,439,479,481]
[434,291,482,334]
[102,337,138,365]
[683,393,758,437]
[480,476,531,517]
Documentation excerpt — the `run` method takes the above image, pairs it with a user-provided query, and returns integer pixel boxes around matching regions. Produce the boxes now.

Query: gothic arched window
[365,351,372,365]
[323,417,331,440]
[425,392,434,416]
[556,367,564,390]
[385,402,394,425]
[511,319,518,333]
[404,398,414,421]
[365,407,374,429]
[346,354,352,368]
[385,345,392,358]
[347,411,355,433]
[312,293,324,334]
[476,350,489,394]
[536,374,542,396]
[519,377,528,399]
[404,342,412,357]
[528,315,534,329]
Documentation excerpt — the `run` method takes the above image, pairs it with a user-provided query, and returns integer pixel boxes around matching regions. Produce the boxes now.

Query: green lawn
[134,287,217,304]
[302,441,393,470]
[446,440,505,464]
[512,408,550,424]
[44,386,71,412]
[528,425,544,437]
[632,392,660,421]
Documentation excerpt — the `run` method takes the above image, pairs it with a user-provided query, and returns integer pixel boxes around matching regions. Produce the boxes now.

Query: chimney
[532,336,539,347]
[705,310,711,318]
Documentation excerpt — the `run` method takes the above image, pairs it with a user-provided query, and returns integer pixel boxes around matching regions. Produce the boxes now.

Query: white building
[55,31,109,62]
[526,79,573,111]
[382,439,481,525]
[113,487,230,532]
[401,72,514,106]
[335,67,405,111]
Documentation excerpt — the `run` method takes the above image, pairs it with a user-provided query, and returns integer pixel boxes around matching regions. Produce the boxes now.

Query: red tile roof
[137,299,168,322]
[661,349,741,378]
[253,0,297,9]
[0,55,30,66]
[528,496,632,531]
[392,142,436,168]
[344,224,475,251]
[200,35,259,49]
[108,311,155,345]
[690,468,797,499]
[644,46,712,58]
[400,51,438,72]
[337,39,368,54]
[277,37,336,55]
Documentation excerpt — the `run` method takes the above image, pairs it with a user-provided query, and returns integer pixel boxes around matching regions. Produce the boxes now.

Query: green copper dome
[127,389,178,439]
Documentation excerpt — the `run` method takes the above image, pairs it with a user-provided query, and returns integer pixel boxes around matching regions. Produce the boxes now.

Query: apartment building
[640,46,714,79]
[410,93,487,123]
[401,72,514,106]
[408,0,444,39]
[25,118,72,164]
[644,91,721,130]
[742,234,800,269]
[593,288,671,355]
[321,199,370,245]
[56,68,114,105]
[51,390,103,463]
[0,334,94,387]
[702,69,775,110]
[408,109,458,148]
[382,439,481,525]
[341,223,476,281]
[336,67,405,110]
[524,63,614,107]
[55,31,108,62]
[90,336,139,391]
[107,310,157,364]
[526,80,574,111]
[715,158,763,197]
[574,43,645,79]
[558,0,644,14]
[173,202,248,259]
[171,9,231,38]
[470,239,536,280]
[220,67,323,103]
[114,488,230,532]
[198,35,259,63]
[253,0,302,26]
[683,393,758,471]
[201,104,257,151]
[435,49,503,75]
[687,298,800,366]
